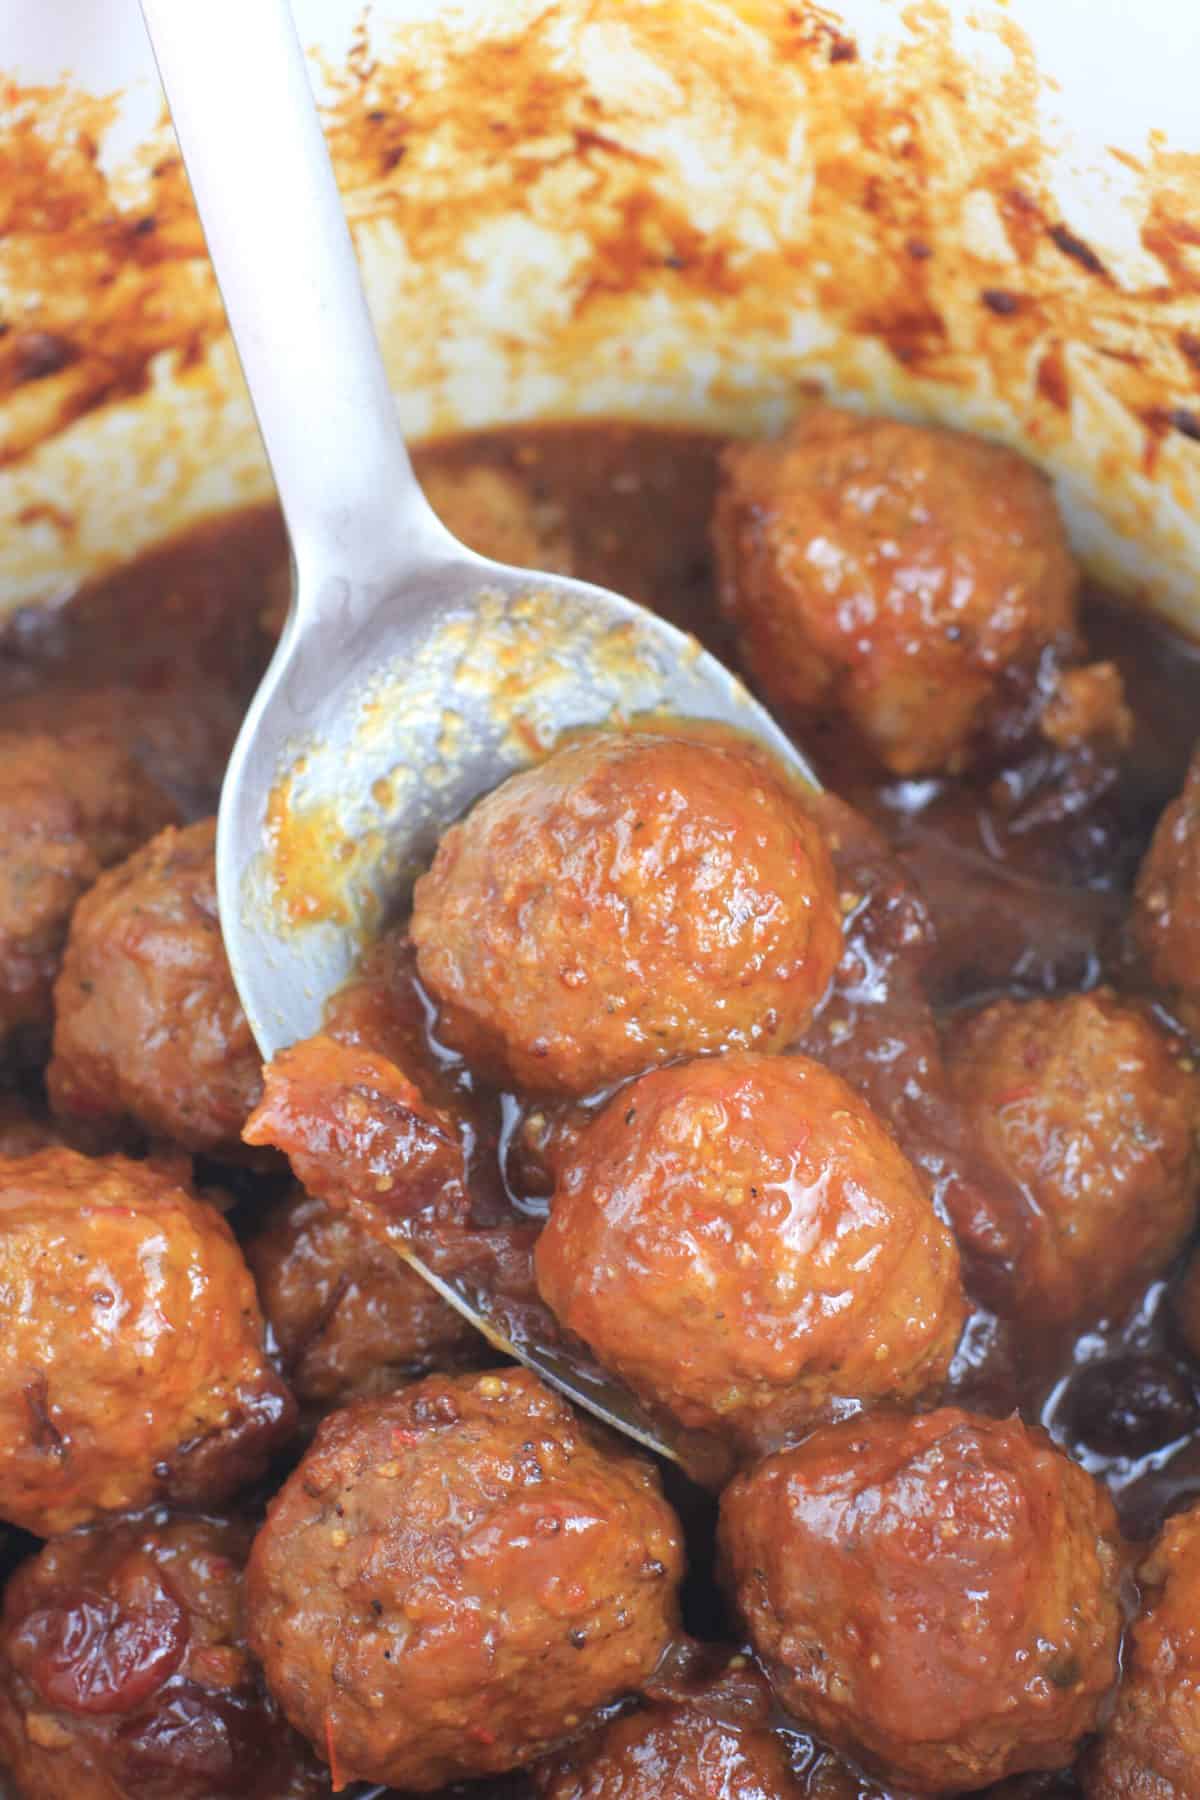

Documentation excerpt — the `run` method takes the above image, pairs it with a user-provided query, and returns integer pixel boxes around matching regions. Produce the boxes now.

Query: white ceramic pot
[1,0,1197,622]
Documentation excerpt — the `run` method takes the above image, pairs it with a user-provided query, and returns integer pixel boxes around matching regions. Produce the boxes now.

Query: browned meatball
[712,408,1080,775]
[719,1408,1125,1792]
[247,1368,683,1791]
[0,729,176,1057]
[0,1511,324,1800]
[47,818,262,1154]
[244,1186,482,1409]
[1082,1502,1200,1797]
[945,990,1199,1324]
[536,1051,965,1444]
[533,1652,803,1799]
[0,1147,294,1535]
[1135,746,1200,1035]
[411,727,842,1096]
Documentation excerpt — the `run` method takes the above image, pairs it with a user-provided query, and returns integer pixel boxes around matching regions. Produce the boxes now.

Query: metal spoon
[139,0,820,1463]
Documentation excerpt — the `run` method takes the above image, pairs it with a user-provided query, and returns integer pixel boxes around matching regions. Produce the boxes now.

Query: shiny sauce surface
[4,423,1200,1800]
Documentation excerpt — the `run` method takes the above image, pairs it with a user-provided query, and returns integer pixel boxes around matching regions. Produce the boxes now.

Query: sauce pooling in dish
[3,414,1200,1798]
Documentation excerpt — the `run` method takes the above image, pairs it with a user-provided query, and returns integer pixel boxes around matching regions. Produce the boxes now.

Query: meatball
[712,407,1079,775]
[719,1408,1124,1792]
[945,990,1199,1324]
[536,1051,965,1443]
[411,727,842,1096]
[1135,747,1200,1035]
[246,1368,683,1791]
[0,1511,323,1800]
[1082,1502,1200,1797]
[245,1185,482,1409]
[47,818,262,1155]
[0,729,176,1057]
[533,1653,803,1799]
[0,1147,294,1535]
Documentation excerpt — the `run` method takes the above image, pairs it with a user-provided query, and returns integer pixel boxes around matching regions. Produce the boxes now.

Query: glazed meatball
[1083,1502,1200,1797]
[719,1408,1124,1791]
[1135,746,1200,1035]
[245,1186,482,1409]
[533,1652,803,1799]
[712,407,1080,775]
[0,729,176,1057]
[536,1051,965,1443]
[0,1511,323,1800]
[411,727,842,1096]
[0,1148,294,1535]
[247,1368,683,1791]
[946,990,1199,1324]
[47,818,262,1154]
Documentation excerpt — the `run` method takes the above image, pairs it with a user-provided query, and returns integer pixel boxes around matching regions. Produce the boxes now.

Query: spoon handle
[138,0,450,607]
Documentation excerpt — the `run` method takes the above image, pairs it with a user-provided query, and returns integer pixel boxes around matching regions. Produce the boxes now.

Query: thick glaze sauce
[4,423,1200,1800]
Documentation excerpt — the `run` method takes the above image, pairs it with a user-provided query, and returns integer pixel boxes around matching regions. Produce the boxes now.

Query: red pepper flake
[995,1086,1035,1107]
[324,1709,345,1791]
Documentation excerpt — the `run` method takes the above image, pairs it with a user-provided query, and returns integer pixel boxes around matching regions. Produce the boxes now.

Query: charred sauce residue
[1,0,1198,601]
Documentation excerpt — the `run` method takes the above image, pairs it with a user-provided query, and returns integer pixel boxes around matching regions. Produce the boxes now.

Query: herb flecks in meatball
[712,407,1080,775]
[0,1148,294,1535]
[946,990,1199,1325]
[48,818,261,1155]
[719,1408,1125,1791]
[536,1051,965,1444]
[246,1368,683,1792]
[0,729,176,1059]
[0,1511,324,1800]
[410,726,842,1096]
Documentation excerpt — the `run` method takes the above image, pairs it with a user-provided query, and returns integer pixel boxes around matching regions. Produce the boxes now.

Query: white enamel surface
[1,0,1198,628]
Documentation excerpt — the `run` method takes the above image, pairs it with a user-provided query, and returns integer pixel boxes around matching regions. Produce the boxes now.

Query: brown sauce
[4,421,1200,1800]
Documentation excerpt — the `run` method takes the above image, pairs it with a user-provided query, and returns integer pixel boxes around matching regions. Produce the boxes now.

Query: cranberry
[115,1683,279,1800]
[21,1579,187,1715]
[1062,1354,1198,1461]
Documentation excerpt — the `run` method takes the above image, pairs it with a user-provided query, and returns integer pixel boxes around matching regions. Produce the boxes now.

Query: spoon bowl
[140,0,819,1464]
[219,549,817,1062]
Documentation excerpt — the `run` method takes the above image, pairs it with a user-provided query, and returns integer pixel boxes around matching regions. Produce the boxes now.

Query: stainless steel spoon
[139,0,821,1463]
